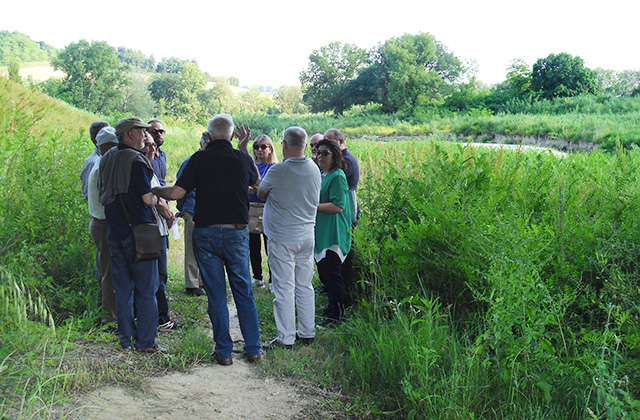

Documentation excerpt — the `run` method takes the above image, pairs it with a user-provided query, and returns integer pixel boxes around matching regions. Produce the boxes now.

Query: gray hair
[207,114,234,140]
[90,121,110,141]
[200,132,210,145]
[323,128,344,144]
[283,126,307,149]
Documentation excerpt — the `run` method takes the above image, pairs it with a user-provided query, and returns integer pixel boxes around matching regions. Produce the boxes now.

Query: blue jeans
[108,235,159,349]
[193,226,261,358]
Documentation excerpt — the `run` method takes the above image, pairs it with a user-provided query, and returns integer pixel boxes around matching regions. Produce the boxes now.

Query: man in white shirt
[87,127,118,326]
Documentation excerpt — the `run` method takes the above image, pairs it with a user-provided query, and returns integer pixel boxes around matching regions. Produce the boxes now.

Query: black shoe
[262,338,293,351]
[295,333,314,346]
[186,287,205,296]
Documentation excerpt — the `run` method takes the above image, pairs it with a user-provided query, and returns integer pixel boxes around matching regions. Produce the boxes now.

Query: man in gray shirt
[258,126,321,349]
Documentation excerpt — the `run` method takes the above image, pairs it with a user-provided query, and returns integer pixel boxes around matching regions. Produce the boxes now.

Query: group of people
[81,112,359,363]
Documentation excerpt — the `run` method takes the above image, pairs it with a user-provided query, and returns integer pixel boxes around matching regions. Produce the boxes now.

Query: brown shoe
[244,352,261,363]
[137,343,167,354]
[211,351,233,366]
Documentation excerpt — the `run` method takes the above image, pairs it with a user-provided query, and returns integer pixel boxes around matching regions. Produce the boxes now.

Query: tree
[121,73,156,118]
[531,53,598,100]
[346,33,464,113]
[199,77,240,117]
[299,42,368,114]
[504,59,532,98]
[594,68,640,97]
[8,60,21,83]
[237,87,275,113]
[148,62,208,120]
[51,40,129,113]
[380,33,463,112]
[117,47,155,72]
[156,57,195,74]
[274,85,307,114]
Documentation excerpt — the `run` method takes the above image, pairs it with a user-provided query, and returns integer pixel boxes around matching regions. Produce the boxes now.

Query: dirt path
[73,302,318,420]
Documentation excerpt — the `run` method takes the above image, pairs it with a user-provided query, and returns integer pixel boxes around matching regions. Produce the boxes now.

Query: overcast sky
[2,0,637,87]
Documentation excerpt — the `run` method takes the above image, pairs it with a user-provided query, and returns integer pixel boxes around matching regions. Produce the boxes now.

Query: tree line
[4,30,640,122]
[28,40,305,121]
[301,33,640,117]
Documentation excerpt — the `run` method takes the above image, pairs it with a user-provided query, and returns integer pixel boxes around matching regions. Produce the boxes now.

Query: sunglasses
[253,144,270,150]
[310,143,319,149]
[317,151,332,157]
[148,129,165,135]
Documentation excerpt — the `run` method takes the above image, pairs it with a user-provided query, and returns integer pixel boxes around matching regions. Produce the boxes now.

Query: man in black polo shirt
[152,114,262,365]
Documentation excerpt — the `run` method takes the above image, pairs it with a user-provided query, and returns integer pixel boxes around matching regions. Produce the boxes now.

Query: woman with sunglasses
[248,134,279,289]
[314,139,351,327]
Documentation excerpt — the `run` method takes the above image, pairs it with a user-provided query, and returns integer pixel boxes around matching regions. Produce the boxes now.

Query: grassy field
[2,77,640,418]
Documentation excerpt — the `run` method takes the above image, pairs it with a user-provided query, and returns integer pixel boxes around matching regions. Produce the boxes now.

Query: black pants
[249,232,268,281]
[342,247,355,308]
[317,250,345,321]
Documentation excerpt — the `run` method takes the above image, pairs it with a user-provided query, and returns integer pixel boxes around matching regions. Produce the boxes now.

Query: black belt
[198,224,248,230]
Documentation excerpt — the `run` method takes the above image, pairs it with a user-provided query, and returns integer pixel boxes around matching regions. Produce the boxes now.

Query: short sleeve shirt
[176,140,258,226]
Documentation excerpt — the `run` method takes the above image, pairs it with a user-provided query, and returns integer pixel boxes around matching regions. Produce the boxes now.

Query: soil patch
[68,301,322,420]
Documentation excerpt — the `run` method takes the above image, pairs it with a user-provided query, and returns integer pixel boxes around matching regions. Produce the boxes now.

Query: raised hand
[235,125,251,153]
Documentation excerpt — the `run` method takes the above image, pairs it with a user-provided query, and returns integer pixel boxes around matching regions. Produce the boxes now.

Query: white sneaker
[253,278,266,288]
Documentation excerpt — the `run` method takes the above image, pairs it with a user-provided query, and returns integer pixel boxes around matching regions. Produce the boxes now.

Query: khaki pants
[183,212,201,289]
[89,217,116,321]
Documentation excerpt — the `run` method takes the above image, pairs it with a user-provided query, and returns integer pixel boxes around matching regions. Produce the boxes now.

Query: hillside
[0,30,57,65]
[0,76,96,141]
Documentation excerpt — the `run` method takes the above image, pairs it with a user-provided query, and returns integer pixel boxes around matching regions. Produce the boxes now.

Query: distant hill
[0,30,58,65]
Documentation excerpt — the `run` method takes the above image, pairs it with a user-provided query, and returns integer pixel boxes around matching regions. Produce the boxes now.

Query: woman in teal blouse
[314,139,351,327]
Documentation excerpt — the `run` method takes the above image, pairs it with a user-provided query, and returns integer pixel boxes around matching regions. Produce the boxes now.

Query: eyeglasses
[148,129,165,135]
[310,143,319,149]
[317,151,331,157]
[142,143,156,149]
[253,144,270,150]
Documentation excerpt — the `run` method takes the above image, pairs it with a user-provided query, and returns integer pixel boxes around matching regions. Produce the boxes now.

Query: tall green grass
[339,139,640,418]
[0,78,100,320]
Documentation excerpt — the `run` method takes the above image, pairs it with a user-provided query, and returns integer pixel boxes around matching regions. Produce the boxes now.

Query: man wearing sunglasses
[309,133,323,164]
[147,120,167,186]
[146,120,178,330]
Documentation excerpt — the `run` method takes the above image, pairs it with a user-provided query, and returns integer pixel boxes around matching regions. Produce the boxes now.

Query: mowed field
[0,64,64,82]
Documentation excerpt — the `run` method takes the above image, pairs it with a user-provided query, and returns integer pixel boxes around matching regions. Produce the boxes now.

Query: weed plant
[341,139,640,418]
[4,75,640,418]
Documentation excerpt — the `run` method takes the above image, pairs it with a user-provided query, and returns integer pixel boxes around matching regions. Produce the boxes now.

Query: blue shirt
[151,148,167,186]
[342,148,359,191]
[176,155,196,214]
[249,163,274,203]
